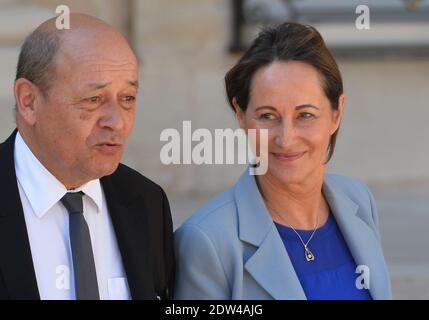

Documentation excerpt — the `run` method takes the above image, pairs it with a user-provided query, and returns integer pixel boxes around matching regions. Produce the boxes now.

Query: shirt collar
[75,179,103,214]
[14,132,102,218]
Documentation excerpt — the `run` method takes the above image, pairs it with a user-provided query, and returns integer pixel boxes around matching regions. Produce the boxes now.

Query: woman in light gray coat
[175,22,391,300]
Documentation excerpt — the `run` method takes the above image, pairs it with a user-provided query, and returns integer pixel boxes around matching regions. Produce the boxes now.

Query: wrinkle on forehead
[59,57,138,78]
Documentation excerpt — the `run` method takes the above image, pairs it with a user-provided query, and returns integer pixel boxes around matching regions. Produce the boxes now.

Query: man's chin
[90,162,121,180]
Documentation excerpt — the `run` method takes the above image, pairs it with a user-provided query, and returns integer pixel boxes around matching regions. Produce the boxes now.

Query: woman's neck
[256,170,329,230]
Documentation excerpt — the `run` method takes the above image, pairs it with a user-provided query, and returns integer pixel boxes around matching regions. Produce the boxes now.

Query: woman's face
[234,60,344,186]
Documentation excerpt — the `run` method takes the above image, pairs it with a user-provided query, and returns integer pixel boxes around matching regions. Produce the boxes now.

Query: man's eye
[85,96,101,103]
[123,96,136,102]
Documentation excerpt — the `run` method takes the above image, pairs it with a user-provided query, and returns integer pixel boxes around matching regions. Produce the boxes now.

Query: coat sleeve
[174,223,230,300]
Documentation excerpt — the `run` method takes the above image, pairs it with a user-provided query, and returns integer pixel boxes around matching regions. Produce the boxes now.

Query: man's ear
[14,78,40,126]
[331,94,345,134]
[232,98,246,129]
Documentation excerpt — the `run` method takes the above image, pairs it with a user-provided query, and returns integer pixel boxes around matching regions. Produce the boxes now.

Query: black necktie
[61,192,100,300]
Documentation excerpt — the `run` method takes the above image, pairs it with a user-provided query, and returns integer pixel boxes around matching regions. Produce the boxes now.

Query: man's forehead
[51,22,138,71]
[84,80,139,90]
[56,52,138,79]
[58,43,137,64]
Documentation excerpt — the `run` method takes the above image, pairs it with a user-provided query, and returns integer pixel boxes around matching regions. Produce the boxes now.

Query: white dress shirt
[14,132,131,300]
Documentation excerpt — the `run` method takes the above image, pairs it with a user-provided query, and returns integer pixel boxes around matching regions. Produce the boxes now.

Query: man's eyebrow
[84,80,139,91]
[129,80,139,89]
[86,82,112,90]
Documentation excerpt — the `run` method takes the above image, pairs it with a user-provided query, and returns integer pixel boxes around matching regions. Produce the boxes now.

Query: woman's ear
[331,94,345,134]
[232,98,246,129]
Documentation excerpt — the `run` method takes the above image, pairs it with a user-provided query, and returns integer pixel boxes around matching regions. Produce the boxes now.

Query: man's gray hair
[15,28,61,96]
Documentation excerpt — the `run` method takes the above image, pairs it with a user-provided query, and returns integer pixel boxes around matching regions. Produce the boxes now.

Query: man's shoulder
[0,131,17,154]
[106,163,164,195]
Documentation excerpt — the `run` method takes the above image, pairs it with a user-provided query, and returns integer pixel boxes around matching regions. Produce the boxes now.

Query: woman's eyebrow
[295,104,320,111]
[255,106,277,112]
[254,104,320,112]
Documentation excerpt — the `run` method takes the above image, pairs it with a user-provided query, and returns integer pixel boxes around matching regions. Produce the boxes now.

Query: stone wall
[1,0,428,197]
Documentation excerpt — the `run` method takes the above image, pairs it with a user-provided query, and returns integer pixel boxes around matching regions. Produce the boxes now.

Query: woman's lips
[271,151,306,162]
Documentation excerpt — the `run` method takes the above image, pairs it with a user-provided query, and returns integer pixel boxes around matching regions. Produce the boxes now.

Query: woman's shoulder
[324,173,381,240]
[325,173,373,198]
[176,185,239,238]
[324,173,377,222]
[324,173,377,214]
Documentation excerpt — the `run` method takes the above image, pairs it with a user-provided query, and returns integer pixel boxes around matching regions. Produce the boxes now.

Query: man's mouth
[94,142,123,154]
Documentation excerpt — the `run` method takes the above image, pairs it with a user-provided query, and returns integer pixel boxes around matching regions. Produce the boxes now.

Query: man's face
[32,38,138,187]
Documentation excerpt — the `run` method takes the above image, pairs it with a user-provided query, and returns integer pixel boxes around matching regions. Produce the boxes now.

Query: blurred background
[0,0,428,299]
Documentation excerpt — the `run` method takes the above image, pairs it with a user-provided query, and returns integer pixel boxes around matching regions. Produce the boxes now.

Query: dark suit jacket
[0,130,175,300]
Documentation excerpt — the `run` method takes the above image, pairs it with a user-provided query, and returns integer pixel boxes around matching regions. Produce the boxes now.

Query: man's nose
[98,100,125,131]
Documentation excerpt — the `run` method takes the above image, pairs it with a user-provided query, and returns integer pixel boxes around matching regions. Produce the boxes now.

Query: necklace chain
[266,202,319,261]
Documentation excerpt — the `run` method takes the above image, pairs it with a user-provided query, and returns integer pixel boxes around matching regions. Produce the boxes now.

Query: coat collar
[234,170,391,300]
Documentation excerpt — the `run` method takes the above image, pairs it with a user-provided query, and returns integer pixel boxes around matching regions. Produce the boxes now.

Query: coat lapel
[101,175,155,300]
[323,177,392,300]
[0,130,40,299]
[234,171,306,300]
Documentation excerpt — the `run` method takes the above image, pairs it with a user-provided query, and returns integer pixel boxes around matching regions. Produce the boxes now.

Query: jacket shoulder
[325,173,379,232]
[177,186,238,236]
[109,163,164,195]
[325,173,373,203]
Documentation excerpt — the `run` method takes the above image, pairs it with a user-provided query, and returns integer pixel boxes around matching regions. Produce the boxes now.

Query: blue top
[275,214,372,300]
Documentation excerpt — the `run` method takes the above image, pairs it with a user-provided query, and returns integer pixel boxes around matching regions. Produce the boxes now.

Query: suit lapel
[0,130,40,299]
[235,171,306,300]
[101,176,155,300]
[323,177,392,300]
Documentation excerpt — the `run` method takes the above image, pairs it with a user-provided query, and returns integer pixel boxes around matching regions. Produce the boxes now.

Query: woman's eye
[258,113,276,120]
[298,112,315,120]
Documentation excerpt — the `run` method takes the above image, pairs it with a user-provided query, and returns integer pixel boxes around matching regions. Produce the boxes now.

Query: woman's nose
[274,120,295,147]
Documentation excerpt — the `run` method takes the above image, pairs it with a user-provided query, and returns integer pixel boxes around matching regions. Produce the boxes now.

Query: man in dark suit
[0,14,174,300]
